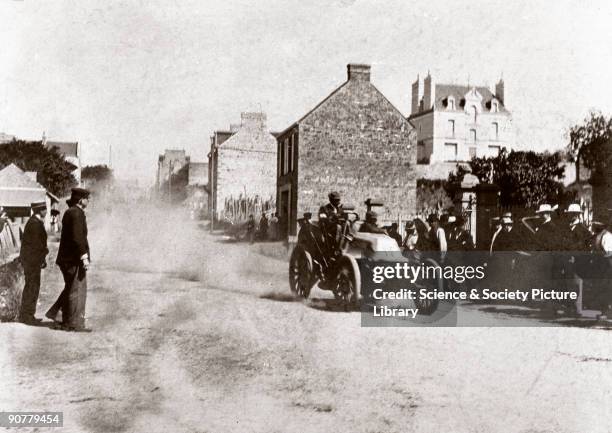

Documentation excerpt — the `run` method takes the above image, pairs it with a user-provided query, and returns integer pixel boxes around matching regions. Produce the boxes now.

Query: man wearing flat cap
[18,201,48,324]
[318,191,345,254]
[359,210,387,234]
[46,187,92,332]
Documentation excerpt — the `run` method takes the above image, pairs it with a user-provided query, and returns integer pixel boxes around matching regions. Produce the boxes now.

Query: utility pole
[168,160,174,204]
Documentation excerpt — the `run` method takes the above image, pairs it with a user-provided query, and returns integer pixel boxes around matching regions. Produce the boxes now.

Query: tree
[82,165,114,183]
[448,148,567,207]
[568,111,612,171]
[0,139,77,197]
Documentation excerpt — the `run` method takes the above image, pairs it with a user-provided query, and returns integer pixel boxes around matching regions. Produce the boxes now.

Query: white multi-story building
[409,73,514,164]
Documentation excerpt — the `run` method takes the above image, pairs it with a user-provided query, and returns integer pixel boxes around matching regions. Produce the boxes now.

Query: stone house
[208,113,277,222]
[276,63,416,242]
[156,149,190,195]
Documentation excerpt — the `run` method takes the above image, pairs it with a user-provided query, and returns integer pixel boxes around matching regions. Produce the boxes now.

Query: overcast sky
[1,0,612,182]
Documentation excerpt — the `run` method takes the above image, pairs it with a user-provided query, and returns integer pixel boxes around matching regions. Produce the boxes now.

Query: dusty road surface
[1,205,612,433]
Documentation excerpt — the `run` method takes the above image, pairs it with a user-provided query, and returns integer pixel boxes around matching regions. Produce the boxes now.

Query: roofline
[369,82,411,124]
[276,80,350,138]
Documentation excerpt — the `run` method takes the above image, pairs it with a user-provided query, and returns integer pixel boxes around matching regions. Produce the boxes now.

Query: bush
[0,260,24,322]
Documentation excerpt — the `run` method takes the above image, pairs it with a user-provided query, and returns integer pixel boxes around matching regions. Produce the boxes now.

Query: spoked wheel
[289,246,314,299]
[413,258,441,315]
[332,256,361,310]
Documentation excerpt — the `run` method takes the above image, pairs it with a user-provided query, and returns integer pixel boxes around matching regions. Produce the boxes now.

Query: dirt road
[1,205,611,433]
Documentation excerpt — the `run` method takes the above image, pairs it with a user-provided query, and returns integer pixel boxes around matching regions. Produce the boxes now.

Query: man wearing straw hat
[562,203,590,252]
[18,201,48,324]
[46,187,92,332]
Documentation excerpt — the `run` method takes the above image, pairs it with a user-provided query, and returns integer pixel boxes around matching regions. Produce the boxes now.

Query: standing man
[387,223,402,247]
[46,188,92,332]
[18,201,48,324]
[427,214,447,262]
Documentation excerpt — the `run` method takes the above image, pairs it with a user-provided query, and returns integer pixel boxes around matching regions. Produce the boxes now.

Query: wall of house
[214,114,277,221]
[293,73,417,237]
[430,110,514,162]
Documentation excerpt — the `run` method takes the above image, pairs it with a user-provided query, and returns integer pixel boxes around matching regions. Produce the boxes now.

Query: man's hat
[31,201,46,212]
[447,215,457,223]
[366,210,378,219]
[535,204,555,214]
[303,212,312,219]
[427,213,439,224]
[564,203,582,214]
[50,209,60,216]
[70,187,90,201]
[405,220,415,230]
[328,191,341,201]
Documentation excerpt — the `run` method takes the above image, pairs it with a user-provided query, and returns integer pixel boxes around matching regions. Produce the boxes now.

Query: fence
[222,195,275,225]
[0,221,21,265]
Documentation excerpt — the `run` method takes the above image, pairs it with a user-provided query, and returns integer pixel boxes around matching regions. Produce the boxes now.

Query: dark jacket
[19,216,48,267]
[448,227,474,251]
[359,221,387,235]
[56,206,89,266]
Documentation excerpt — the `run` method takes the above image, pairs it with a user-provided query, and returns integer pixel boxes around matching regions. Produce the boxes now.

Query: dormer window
[448,96,455,110]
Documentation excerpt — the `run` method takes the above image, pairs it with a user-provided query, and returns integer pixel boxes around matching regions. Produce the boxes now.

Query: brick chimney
[411,75,420,114]
[347,64,371,82]
[495,79,505,105]
[241,112,267,129]
[423,72,435,110]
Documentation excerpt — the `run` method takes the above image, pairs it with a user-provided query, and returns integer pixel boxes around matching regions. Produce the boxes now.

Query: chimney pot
[347,64,371,82]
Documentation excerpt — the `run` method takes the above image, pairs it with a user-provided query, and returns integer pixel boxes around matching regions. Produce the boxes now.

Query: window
[469,147,477,159]
[488,145,501,156]
[448,97,455,110]
[287,136,294,173]
[279,140,285,175]
[492,101,499,113]
[471,105,478,123]
[448,119,455,137]
[283,138,289,175]
[470,129,477,142]
[492,122,499,140]
[444,143,458,161]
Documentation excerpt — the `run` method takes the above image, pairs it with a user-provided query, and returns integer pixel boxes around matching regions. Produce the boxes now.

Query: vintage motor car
[288,199,440,314]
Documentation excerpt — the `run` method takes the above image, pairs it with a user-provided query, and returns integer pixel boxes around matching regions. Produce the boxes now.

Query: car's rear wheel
[413,257,441,315]
[289,246,314,298]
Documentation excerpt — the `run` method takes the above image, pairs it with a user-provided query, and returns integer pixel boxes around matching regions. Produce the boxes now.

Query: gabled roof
[277,77,409,138]
[434,84,507,112]
[46,141,78,158]
[0,163,58,207]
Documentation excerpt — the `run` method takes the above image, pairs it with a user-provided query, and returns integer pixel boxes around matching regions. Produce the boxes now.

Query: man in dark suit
[18,201,48,324]
[46,187,92,332]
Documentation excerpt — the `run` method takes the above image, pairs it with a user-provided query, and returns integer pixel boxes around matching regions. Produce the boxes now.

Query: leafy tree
[448,148,567,207]
[567,111,612,171]
[416,179,454,216]
[0,139,77,197]
[82,165,113,183]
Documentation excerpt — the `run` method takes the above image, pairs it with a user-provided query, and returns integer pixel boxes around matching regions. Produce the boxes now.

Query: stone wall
[296,72,416,226]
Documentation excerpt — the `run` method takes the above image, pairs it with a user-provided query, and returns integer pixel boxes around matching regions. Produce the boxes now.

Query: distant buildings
[208,112,276,221]
[43,133,82,185]
[156,149,190,194]
[276,64,416,241]
[0,132,15,144]
[409,73,514,164]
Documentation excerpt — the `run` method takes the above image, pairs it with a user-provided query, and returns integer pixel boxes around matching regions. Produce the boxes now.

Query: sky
[1,0,612,183]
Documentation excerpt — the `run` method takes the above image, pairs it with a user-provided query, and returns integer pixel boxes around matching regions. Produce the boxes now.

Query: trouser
[46,264,87,328]
[19,263,41,319]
